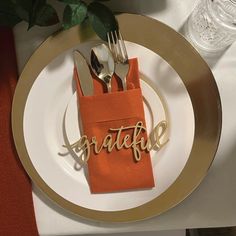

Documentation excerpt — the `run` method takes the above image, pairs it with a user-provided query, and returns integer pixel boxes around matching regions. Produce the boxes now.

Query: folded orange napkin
[74,58,155,193]
[0,27,38,235]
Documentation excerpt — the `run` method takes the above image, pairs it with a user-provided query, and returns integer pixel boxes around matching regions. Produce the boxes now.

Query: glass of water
[187,0,236,53]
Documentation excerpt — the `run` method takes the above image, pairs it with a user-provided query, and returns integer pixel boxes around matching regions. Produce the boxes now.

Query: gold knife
[73,50,94,96]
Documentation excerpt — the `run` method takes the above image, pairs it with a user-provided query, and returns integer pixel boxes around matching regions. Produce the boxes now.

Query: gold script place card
[60,120,169,166]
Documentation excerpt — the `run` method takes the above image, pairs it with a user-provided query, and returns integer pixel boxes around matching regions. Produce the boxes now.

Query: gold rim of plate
[11,13,222,223]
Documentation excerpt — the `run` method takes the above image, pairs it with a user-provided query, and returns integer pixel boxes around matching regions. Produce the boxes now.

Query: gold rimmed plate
[12,13,221,222]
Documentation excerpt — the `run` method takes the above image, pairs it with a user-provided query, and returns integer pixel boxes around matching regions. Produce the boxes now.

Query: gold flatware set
[73,30,130,96]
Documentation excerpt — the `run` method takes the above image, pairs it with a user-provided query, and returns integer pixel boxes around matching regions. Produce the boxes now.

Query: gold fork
[107,30,129,91]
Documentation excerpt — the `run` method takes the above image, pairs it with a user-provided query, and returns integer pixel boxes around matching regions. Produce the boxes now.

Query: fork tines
[107,30,128,63]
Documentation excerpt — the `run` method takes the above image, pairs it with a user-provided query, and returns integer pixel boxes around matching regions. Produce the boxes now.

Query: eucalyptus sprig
[0,0,118,41]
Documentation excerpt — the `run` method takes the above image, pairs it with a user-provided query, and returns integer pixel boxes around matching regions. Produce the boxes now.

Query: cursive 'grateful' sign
[61,121,169,166]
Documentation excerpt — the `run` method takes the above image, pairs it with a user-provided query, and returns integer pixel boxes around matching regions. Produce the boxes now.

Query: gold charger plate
[12,13,222,222]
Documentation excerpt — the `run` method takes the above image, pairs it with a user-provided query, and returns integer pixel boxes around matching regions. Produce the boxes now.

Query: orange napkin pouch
[74,58,155,193]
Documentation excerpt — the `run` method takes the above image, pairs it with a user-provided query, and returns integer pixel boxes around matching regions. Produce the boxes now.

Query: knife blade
[73,50,94,96]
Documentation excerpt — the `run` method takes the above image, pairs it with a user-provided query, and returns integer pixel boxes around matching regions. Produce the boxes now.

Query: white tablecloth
[13,0,236,235]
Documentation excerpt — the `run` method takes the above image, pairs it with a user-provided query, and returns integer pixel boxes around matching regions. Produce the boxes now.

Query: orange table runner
[0,27,38,235]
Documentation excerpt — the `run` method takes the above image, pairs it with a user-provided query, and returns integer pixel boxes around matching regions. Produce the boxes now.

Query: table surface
[13,0,236,235]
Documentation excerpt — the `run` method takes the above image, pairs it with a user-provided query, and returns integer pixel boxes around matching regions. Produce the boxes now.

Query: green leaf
[62,2,87,29]
[14,6,29,22]
[14,0,33,12]
[0,1,22,27]
[28,0,47,29]
[0,0,21,27]
[88,1,118,41]
[14,0,59,29]
[35,4,59,26]
[0,13,21,27]
[13,0,33,24]
[58,0,83,3]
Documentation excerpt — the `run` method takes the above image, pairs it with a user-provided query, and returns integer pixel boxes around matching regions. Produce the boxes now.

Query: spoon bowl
[90,44,115,93]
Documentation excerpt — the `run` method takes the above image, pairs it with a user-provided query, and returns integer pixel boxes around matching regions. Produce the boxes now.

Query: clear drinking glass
[187,0,236,53]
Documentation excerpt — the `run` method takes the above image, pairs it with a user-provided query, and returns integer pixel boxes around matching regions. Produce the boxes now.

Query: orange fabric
[0,27,39,235]
[74,58,155,193]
